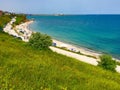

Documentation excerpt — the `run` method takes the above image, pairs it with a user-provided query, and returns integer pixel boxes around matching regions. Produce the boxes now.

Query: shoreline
[3,17,120,72]
[28,21,101,59]
[27,20,120,61]
[52,39,120,61]
[4,17,120,62]
[16,20,101,59]
[10,20,120,62]
[52,39,101,59]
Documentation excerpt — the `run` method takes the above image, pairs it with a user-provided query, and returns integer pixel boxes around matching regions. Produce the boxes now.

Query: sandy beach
[52,39,101,59]
[3,17,33,42]
[15,20,33,42]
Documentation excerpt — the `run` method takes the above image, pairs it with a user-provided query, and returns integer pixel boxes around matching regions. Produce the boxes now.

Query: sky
[0,0,120,14]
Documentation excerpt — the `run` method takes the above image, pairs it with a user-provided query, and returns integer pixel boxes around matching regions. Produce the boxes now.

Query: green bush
[0,15,12,29]
[13,14,27,26]
[98,54,116,72]
[28,32,52,50]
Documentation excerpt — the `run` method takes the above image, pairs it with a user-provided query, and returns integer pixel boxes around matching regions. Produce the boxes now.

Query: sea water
[27,15,120,58]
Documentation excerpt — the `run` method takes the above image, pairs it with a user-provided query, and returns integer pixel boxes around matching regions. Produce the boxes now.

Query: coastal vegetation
[29,32,52,50]
[98,54,116,72]
[0,11,27,30]
[13,14,27,26]
[1,31,120,90]
[0,15,12,30]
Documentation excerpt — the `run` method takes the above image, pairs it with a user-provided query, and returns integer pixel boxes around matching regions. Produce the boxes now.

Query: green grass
[13,14,27,26]
[56,47,97,59]
[0,15,12,29]
[0,31,120,90]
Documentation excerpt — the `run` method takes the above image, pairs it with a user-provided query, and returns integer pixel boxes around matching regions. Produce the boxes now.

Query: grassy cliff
[0,12,27,30]
[0,31,120,90]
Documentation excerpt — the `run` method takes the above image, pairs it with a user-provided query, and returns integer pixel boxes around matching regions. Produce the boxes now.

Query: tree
[29,32,52,50]
[98,54,116,72]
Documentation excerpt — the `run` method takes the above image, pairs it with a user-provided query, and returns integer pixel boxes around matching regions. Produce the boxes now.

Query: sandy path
[50,46,98,66]
[50,46,120,72]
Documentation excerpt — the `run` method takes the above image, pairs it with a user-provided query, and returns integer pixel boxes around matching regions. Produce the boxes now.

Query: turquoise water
[27,15,120,58]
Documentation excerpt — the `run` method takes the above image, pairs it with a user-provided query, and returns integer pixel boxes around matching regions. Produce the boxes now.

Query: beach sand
[52,39,101,59]
[3,17,34,42]
[15,20,33,42]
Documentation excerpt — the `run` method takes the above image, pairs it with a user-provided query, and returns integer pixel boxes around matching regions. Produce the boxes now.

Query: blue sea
[27,15,120,58]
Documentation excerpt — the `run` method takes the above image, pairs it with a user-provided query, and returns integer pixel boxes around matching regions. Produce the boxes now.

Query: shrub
[0,15,12,29]
[29,32,52,50]
[13,14,27,26]
[98,54,116,72]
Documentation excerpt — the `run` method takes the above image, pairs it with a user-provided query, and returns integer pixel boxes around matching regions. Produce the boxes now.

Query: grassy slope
[0,31,120,90]
[0,15,12,29]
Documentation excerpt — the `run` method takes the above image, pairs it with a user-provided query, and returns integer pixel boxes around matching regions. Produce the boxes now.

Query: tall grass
[0,15,12,29]
[0,31,120,90]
